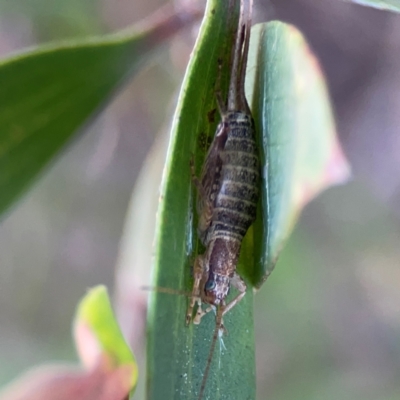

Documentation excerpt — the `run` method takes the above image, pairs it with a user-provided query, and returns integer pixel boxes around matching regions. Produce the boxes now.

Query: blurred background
[1,0,400,399]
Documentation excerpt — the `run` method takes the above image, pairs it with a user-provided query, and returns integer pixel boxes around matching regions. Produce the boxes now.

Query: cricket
[188,0,260,397]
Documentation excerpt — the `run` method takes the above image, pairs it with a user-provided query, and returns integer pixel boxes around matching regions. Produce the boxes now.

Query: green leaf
[247,22,350,287]
[343,0,400,12]
[147,10,350,400]
[147,1,256,400]
[74,285,137,391]
[0,6,199,218]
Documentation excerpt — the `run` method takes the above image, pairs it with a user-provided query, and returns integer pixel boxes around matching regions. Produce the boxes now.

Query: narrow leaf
[0,5,200,217]
[147,1,256,399]
[246,22,351,286]
[343,0,400,12]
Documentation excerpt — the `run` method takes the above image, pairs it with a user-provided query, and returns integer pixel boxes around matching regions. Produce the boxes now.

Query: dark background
[0,1,399,399]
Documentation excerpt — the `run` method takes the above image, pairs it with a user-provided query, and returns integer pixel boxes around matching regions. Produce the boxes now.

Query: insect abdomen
[210,111,259,242]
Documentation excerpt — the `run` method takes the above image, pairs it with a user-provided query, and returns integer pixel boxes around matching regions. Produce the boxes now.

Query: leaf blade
[343,0,400,12]
[0,6,199,217]
[147,1,256,399]
[247,22,351,286]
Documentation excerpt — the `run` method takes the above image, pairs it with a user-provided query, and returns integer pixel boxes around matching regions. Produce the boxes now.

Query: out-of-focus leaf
[115,130,170,341]
[74,285,137,390]
[0,4,200,218]
[0,286,136,400]
[343,0,400,12]
[246,22,351,286]
[0,362,134,400]
[114,130,171,400]
[0,0,102,39]
[147,1,256,399]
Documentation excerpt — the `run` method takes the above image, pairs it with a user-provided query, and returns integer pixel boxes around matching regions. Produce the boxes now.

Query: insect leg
[197,307,223,400]
[186,254,206,325]
[190,157,213,241]
[222,272,247,317]
[190,156,203,193]
[193,304,210,325]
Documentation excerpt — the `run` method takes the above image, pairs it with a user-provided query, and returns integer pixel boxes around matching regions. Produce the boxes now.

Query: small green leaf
[0,6,198,218]
[74,285,137,391]
[343,0,400,12]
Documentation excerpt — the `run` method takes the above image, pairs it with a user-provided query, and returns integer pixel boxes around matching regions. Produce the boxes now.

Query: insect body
[187,0,259,332]
[188,111,259,328]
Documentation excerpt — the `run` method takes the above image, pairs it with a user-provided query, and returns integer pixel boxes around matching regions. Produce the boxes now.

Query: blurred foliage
[0,0,103,39]
[0,287,137,400]
[346,0,400,13]
[74,286,137,382]
[255,182,400,400]
[0,9,189,217]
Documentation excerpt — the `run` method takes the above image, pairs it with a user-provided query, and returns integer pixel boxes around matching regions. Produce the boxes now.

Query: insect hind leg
[186,254,207,325]
[189,156,203,192]
[222,272,247,317]
[189,156,213,242]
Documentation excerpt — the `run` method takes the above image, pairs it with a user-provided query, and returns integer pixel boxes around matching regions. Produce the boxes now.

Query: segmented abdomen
[208,111,260,243]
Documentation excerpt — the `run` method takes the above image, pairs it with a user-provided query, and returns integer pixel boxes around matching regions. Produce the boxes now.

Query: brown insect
[188,0,259,397]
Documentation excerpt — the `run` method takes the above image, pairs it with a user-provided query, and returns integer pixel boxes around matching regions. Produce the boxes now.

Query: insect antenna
[141,285,192,298]
[197,306,224,400]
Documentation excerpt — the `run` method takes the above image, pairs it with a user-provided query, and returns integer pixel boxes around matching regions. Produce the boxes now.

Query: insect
[188,0,259,397]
